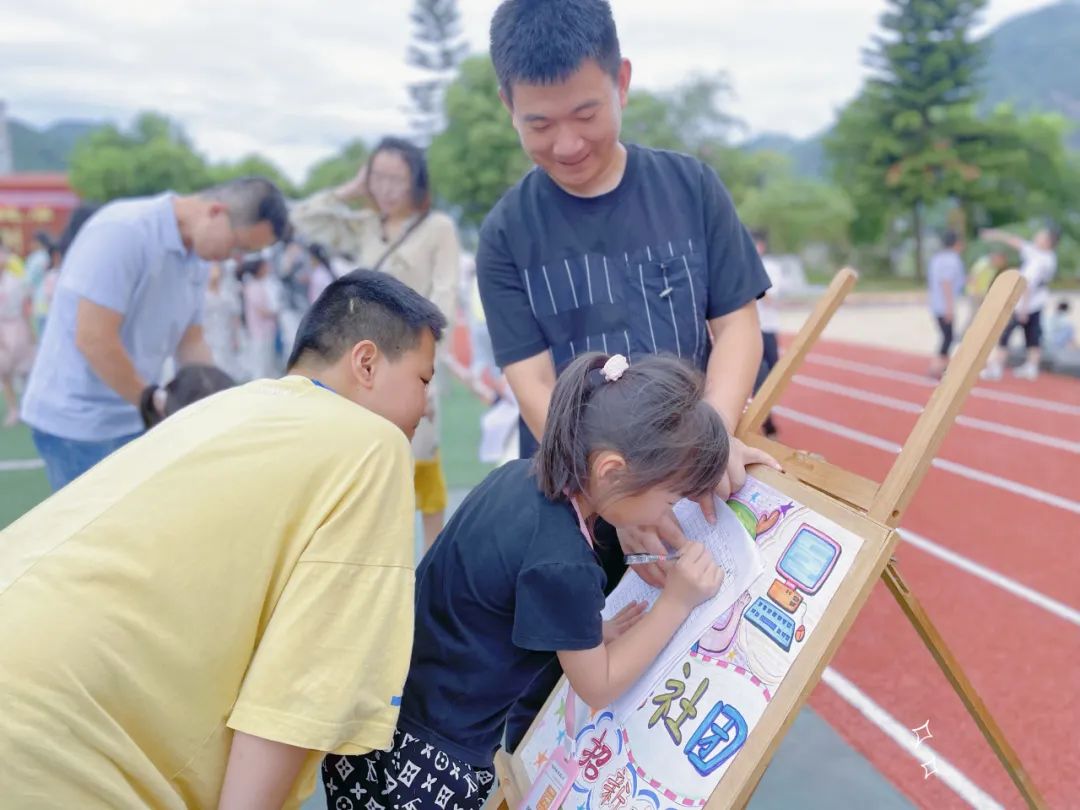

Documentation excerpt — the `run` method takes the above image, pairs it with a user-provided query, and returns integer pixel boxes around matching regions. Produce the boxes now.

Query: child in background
[240,256,282,379]
[1044,300,1077,353]
[203,262,244,380]
[138,364,236,429]
[323,352,729,809]
[751,230,783,435]
[0,249,35,427]
[307,243,336,305]
[980,225,1059,381]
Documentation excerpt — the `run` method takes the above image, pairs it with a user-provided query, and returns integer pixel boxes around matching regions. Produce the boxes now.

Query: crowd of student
[926,225,1074,380]
[0,1,1073,809]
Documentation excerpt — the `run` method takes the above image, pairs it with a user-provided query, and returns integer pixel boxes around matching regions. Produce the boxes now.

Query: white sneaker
[980,365,1003,381]
[1013,363,1038,381]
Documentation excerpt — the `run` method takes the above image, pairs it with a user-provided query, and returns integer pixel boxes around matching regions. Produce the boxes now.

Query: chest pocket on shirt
[629,251,708,364]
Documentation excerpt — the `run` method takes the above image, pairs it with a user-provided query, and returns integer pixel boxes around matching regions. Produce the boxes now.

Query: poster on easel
[516,474,864,809]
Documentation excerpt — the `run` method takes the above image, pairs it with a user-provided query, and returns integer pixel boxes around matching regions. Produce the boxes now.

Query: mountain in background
[9,119,97,172]
[8,1,1079,175]
[742,0,1080,177]
[982,0,1080,130]
[740,131,827,178]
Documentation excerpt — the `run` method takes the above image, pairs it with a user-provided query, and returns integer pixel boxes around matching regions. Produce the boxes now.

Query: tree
[621,90,685,153]
[70,112,211,202]
[621,74,743,156]
[738,174,855,253]
[210,154,297,198]
[428,56,531,227]
[301,139,370,197]
[406,0,469,143]
[827,0,991,276]
[967,106,1080,240]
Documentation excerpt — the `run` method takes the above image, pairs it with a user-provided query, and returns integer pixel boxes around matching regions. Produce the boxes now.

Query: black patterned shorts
[322,729,496,810]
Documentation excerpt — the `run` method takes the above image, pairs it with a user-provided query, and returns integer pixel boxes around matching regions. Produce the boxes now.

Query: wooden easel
[492,268,1046,809]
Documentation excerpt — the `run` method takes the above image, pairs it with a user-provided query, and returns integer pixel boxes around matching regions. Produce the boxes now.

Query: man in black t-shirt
[477,0,781,753]
[478,0,779,537]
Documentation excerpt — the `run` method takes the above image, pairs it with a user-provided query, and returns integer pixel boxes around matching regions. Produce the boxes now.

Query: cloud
[1,0,1058,182]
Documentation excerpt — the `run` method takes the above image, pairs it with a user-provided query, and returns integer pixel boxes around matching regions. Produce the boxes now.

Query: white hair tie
[601,354,629,382]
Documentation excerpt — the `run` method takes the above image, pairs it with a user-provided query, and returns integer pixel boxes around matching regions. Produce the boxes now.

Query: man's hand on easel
[617,510,690,587]
[697,436,782,522]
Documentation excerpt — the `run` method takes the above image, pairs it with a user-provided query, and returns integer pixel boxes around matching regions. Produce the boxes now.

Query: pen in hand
[624,551,682,566]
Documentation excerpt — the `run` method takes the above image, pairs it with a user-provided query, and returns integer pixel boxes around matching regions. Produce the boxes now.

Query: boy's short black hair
[942,229,960,249]
[1058,299,1072,313]
[490,0,621,101]
[287,268,447,369]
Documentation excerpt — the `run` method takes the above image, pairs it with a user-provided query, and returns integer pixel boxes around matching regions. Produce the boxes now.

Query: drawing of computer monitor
[776,524,842,596]
[745,525,842,652]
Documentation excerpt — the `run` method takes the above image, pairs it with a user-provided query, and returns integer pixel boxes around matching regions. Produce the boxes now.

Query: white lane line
[899,529,1080,629]
[0,459,44,472]
[792,375,1080,455]
[807,353,1080,417]
[821,667,1004,809]
[773,406,1080,516]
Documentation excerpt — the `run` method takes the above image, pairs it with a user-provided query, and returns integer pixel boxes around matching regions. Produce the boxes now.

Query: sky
[0,0,1059,182]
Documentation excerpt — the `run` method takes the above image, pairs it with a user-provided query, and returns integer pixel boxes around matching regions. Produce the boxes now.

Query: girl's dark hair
[308,242,333,273]
[366,136,431,213]
[140,364,236,428]
[535,353,730,504]
[239,256,267,278]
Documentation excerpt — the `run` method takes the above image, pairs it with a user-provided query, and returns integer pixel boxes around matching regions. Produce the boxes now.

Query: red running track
[450,327,1079,808]
[777,338,1080,810]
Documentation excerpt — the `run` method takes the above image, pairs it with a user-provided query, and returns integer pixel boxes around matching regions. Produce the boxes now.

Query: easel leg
[883,561,1047,810]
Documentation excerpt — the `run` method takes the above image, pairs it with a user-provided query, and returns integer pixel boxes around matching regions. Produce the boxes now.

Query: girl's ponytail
[535,353,608,500]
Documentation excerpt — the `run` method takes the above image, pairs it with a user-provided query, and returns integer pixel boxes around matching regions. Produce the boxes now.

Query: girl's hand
[602,601,647,643]
[660,543,724,613]
[616,509,689,588]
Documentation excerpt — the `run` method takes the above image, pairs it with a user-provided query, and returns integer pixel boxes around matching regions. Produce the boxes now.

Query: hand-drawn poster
[516,475,864,808]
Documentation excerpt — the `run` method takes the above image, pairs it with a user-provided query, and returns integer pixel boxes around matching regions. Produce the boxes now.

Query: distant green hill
[744,0,1080,175]
[982,0,1080,147]
[9,119,97,172]
[740,132,826,178]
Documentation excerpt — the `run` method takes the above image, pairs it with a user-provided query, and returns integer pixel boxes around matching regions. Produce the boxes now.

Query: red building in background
[0,173,80,255]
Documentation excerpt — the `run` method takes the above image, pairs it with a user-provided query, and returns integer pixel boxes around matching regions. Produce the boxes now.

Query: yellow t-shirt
[0,376,416,809]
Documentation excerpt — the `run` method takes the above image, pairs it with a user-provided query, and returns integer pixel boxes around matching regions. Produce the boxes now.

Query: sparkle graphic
[911,720,934,747]
[922,757,939,779]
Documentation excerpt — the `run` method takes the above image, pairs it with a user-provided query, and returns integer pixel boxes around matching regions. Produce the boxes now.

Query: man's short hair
[942,229,960,249]
[201,177,290,241]
[287,269,447,369]
[490,0,621,102]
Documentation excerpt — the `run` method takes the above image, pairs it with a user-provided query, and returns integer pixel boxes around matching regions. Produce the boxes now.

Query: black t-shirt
[398,460,607,767]
[476,143,771,456]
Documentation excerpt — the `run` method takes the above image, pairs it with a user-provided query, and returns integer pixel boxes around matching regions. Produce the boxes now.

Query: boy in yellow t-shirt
[0,269,446,809]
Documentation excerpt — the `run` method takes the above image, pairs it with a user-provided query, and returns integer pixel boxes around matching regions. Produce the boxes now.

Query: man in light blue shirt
[927,229,967,378]
[22,177,289,490]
